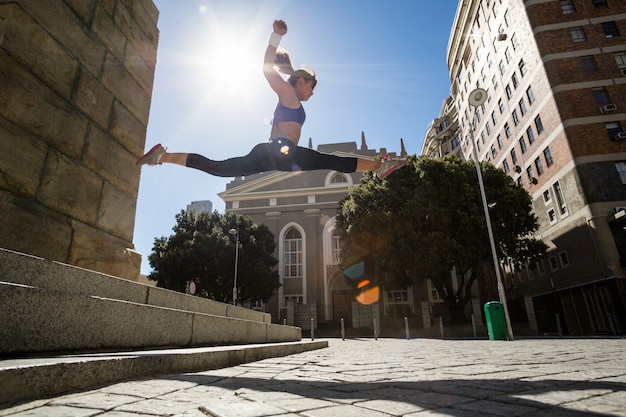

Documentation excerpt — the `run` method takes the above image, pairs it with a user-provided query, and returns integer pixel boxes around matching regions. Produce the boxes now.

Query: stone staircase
[0,248,327,404]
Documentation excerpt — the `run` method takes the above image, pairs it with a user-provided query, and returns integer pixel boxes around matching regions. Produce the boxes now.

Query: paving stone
[1,405,101,417]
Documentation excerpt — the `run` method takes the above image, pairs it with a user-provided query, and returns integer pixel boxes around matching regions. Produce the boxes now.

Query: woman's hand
[273,19,287,36]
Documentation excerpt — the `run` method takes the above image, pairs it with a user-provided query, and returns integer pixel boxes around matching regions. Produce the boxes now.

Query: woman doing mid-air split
[136,20,407,179]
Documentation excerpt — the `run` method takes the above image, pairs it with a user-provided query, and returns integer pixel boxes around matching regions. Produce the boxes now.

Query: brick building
[439,0,626,335]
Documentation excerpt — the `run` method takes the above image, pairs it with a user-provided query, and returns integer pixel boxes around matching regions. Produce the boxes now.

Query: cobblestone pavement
[1,338,625,417]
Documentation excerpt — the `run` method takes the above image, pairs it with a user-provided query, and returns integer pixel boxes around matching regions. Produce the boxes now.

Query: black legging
[185,138,358,177]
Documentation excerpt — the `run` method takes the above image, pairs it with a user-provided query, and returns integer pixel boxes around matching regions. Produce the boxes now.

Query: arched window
[284,228,302,279]
[329,173,348,184]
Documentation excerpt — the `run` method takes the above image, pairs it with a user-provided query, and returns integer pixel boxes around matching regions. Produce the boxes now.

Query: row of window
[561,0,608,14]
[571,21,620,43]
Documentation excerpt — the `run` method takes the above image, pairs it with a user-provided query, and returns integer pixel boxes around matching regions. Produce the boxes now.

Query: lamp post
[229,228,239,306]
[467,88,515,341]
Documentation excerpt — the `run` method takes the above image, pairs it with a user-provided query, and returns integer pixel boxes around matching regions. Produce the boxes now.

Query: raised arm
[263,20,292,99]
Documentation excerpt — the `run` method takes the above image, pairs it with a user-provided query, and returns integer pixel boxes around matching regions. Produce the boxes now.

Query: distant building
[186,200,213,214]
[430,0,626,335]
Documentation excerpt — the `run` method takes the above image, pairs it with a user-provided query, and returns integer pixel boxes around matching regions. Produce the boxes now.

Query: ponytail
[274,48,317,87]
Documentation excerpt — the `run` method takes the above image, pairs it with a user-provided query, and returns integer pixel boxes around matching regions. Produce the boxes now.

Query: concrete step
[0,340,328,406]
[0,248,302,355]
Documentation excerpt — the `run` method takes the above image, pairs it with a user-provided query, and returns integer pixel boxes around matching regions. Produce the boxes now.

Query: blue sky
[135,0,460,275]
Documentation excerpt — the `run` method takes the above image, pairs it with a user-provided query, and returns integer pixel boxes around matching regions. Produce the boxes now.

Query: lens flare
[343,260,380,305]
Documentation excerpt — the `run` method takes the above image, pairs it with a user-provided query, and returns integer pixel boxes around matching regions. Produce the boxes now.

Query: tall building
[437,0,626,335]
[186,200,213,214]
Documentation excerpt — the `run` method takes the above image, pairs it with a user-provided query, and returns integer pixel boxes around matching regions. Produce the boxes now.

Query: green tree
[337,155,547,323]
[148,211,280,304]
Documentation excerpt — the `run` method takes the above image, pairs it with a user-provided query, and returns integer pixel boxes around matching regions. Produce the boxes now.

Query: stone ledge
[0,341,328,406]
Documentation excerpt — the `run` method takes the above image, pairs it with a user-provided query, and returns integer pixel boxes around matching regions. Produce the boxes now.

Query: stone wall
[0,0,158,280]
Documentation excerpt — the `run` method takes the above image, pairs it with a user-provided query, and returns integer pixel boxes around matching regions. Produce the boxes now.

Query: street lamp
[229,228,239,306]
[467,88,515,341]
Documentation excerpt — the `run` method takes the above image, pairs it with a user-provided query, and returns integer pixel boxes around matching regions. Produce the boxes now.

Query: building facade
[220,137,421,331]
[439,0,626,335]
[186,199,213,214]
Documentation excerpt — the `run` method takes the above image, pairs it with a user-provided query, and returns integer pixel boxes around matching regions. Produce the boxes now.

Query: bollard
[404,316,410,340]
[311,318,315,341]
[556,313,562,337]
[373,317,378,340]
[341,317,346,340]
[283,318,286,326]
[471,314,477,339]
[439,316,444,340]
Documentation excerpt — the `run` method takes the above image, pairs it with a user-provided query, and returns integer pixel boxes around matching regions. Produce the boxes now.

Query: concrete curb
[0,340,328,406]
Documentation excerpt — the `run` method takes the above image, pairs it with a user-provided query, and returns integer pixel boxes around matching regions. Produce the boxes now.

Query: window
[497,134,504,149]
[526,165,536,183]
[616,162,626,184]
[581,56,598,72]
[602,22,620,38]
[511,33,519,51]
[614,52,626,68]
[534,157,544,175]
[543,189,552,204]
[387,290,409,304]
[331,234,342,264]
[481,131,486,144]
[504,122,511,138]
[491,144,497,158]
[571,27,587,43]
[505,48,513,64]
[516,177,523,187]
[505,84,512,99]
[519,98,527,115]
[606,122,622,140]
[553,181,568,215]
[519,137,528,153]
[511,148,518,164]
[592,0,608,8]
[512,72,519,89]
[512,109,520,126]
[499,60,506,75]
[504,9,511,26]
[548,210,558,226]
[329,173,348,184]
[549,255,559,271]
[503,159,510,173]
[491,111,498,125]
[560,0,575,14]
[486,121,492,135]
[593,87,611,106]
[451,134,461,149]
[519,59,527,77]
[497,99,503,114]
[535,115,544,134]
[559,252,570,268]
[527,126,535,144]
[487,52,492,67]
[284,295,303,305]
[492,74,498,89]
[526,86,535,104]
[543,146,554,166]
[284,228,303,279]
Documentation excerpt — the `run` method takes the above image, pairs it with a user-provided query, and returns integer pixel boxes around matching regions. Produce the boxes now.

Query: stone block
[147,287,230,317]
[0,121,47,198]
[0,191,73,262]
[63,0,96,24]
[0,283,193,354]
[132,0,160,39]
[38,150,102,224]
[92,3,126,62]
[83,124,140,195]
[0,53,88,160]
[69,220,138,280]
[123,39,156,94]
[18,0,106,76]
[98,182,136,242]
[102,53,151,125]
[191,314,266,345]
[0,3,79,100]
[110,100,147,156]
[267,323,302,343]
[0,247,148,303]
[73,66,115,130]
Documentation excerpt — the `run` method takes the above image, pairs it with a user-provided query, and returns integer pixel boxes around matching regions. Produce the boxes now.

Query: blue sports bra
[273,102,306,126]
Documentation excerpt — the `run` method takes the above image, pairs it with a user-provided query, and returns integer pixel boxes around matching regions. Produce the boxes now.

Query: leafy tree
[148,211,280,304]
[337,155,547,323]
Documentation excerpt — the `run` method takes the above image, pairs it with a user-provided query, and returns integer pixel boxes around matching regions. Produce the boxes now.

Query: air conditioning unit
[514,165,522,173]
[614,206,626,214]
[600,103,617,113]
[530,177,538,185]
[497,33,508,41]
[614,132,626,140]
[621,68,626,76]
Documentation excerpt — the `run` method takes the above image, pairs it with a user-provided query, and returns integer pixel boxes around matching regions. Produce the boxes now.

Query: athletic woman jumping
[136,20,406,179]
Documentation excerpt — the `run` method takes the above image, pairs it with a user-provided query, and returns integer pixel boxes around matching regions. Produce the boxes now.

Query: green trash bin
[484,301,507,340]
